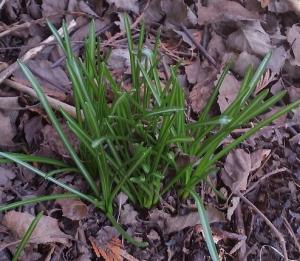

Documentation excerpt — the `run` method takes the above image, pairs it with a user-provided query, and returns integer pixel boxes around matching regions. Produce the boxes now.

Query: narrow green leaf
[13,211,44,261]
[18,61,99,197]
[190,191,219,261]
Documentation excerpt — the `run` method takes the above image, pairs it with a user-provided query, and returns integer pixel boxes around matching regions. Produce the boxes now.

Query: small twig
[283,217,300,253]
[235,204,247,259]
[0,19,77,85]
[180,24,217,67]
[4,79,77,118]
[243,168,288,195]
[235,191,289,261]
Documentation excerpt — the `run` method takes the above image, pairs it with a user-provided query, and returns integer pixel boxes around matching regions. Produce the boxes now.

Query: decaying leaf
[56,199,88,221]
[217,73,240,113]
[3,210,69,245]
[227,21,272,56]
[255,69,277,94]
[120,204,138,226]
[143,0,164,24]
[188,65,217,113]
[288,85,300,103]
[13,60,71,100]
[106,0,139,14]
[107,49,131,73]
[0,167,16,186]
[161,0,188,28]
[197,0,257,25]
[42,0,68,26]
[250,149,271,171]
[0,96,20,147]
[287,24,300,66]
[267,46,289,73]
[221,149,271,194]
[150,207,225,234]
[227,196,240,221]
[287,0,300,15]
[232,51,260,77]
[189,82,213,114]
[41,122,79,157]
[221,149,252,193]
[90,237,138,261]
[266,0,300,14]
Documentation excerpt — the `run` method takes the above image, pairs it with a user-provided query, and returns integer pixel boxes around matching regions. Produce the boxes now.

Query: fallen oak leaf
[3,211,70,245]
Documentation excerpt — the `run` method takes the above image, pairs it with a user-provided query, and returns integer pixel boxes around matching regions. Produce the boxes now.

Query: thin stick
[243,168,288,195]
[235,191,289,261]
[180,24,217,67]
[0,20,77,85]
[4,79,77,118]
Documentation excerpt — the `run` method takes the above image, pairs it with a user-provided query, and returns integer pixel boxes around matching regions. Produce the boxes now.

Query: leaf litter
[0,0,300,260]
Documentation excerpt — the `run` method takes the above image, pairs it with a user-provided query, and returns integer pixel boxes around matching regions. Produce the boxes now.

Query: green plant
[12,211,43,261]
[1,15,300,259]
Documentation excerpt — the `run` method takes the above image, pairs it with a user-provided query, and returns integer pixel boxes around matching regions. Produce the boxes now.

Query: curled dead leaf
[56,199,88,221]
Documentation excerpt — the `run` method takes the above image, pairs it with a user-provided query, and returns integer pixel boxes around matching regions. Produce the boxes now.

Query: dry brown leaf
[0,96,19,147]
[13,60,70,100]
[120,204,138,226]
[267,46,289,73]
[287,0,300,14]
[258,0,271,8]
[42,0,68,26]
[188,66,217,113]
[107,49,130,73]
[143,0,164,24]
[197,0,257,25]
[267,0,291,13]
[185,58,201,84]
[266,0,300,14]
[189,82,213,113]
[3,210,69,245]
[221,149,271,194]
[232,51,260,77]
[288,86,300,103]
[41,122,79,157]
[106,0,139,14]
[250,149,271,171]
[150,207,225,234]
[227,21,272,56]
[221,149,251,193]
[227,196,240,221]
[90,237,138,261]
[255,69,277,94]
[56,199,88,221]
[161,0,188,28]
[217,73,240,113]
[287,24,300,66]
[0,167,16,186]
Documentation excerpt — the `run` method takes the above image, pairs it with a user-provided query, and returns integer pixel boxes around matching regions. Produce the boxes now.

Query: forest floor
[0,0,300,260]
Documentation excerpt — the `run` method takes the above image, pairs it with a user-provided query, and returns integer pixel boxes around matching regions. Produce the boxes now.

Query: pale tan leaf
[3,211,69,245]
[217,73,240,113]
[56,199,88,221]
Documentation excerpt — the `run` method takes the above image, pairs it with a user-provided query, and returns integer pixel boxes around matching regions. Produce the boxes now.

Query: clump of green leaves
[1,15,300,258]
